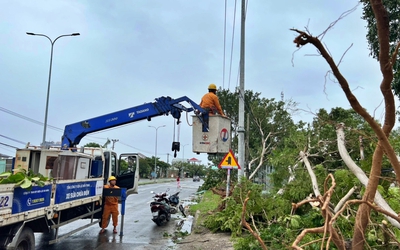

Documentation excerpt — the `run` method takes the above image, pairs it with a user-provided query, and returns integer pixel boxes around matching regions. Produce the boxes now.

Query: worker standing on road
[177,175,181,189]
[200,83,226,117]
[100,176,120,234]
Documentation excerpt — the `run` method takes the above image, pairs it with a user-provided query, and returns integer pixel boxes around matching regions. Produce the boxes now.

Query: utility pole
[237,0,246,181]
[111,139,119,150]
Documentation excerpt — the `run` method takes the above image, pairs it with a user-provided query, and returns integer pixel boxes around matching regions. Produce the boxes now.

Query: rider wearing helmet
[100,176,120,234]
[200,83,226,117]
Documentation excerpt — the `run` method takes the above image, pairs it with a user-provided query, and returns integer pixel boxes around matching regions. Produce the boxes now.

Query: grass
[188,191,221,233]
[189,190,221,214]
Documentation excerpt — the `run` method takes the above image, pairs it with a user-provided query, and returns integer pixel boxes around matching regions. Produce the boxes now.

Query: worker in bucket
[200,83,226,117]
[100,176,120,234]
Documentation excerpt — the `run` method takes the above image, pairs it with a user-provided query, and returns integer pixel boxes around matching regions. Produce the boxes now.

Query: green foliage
[332,169,361,203]
[381,186,400,214]
[0,168,51,190]
[189,191,221,215]
[198,168,227,192]
[203,179,295,239]
[185,163,207,178]
[84,142,101,148]
[280,170,314,202]
[171,160,194,177]
[139,158,152,178]
[203,179,266,235]
[218,89,300,175]
[361,0,400,98]
[119,159,129,171]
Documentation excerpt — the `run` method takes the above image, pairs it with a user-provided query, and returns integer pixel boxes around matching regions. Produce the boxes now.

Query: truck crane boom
[61,96,207,148]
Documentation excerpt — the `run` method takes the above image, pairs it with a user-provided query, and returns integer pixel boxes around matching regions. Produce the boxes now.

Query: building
[0,153,13,173]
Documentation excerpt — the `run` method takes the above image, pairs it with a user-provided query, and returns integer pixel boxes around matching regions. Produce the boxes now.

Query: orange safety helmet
[108,176,117,182]
[208,83,217,90]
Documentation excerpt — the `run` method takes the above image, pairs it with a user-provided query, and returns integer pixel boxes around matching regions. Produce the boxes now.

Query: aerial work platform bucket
[192,115,231,154]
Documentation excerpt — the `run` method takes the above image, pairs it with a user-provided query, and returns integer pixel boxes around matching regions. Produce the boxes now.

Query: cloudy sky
[0,1,387,165]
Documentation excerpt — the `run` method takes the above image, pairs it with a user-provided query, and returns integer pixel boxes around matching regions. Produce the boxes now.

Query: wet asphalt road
[34,178,203,250]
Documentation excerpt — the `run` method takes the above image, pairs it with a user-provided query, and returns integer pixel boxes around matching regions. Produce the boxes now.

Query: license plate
[152,212,158,217]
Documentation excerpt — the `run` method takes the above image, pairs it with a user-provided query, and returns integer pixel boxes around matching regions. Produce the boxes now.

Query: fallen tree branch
[292,174,345,250]
[300,151,321,197]
[241,191,268,250]
[292,226,325,250]
[331,199,400,228]
[336,123,400,228]
[334,186,357,213]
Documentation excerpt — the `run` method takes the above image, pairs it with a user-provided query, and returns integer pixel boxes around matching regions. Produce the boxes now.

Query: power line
[0,145,15,154]
[0,106,110,142]
[0,106,161,156]
[0,106,62,131]
[0,142,18,149]
[0,134,26,145]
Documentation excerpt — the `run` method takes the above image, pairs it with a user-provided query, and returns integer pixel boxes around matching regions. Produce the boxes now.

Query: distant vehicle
[193,176,200,182]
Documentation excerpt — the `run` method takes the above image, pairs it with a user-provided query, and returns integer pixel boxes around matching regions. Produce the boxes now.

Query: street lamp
[181,143,189,179]
[182,144,189,161]
[26,32,80,147]
[149,125,166,179]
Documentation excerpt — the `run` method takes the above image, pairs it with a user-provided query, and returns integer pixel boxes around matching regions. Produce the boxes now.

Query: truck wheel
[15,227,35,250]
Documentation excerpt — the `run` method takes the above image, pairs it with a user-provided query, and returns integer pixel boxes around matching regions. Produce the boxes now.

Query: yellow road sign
[218,149,240,169]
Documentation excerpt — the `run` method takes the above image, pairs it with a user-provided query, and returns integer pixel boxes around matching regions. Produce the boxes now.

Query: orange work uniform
[101,184,120,229]
[200,92,225,116]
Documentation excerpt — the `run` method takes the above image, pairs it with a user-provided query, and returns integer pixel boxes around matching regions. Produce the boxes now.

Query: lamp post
[182,144,189,161]
[149,125,166,179]
[181,144,189,179]
[26,32,80,147]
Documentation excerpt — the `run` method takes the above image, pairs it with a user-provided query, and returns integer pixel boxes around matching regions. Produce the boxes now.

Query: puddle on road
[166,196,199,249]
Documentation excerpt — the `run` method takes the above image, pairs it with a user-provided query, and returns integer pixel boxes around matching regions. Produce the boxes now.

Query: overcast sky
[0,1,388,165]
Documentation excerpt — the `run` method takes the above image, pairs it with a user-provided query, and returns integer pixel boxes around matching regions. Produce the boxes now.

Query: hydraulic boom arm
[61,96,207,148]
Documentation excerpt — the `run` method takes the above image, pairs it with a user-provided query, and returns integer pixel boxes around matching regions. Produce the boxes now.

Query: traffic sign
[218,149,241,169]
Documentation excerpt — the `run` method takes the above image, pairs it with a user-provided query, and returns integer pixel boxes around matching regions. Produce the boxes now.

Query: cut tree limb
[334,186,357,213]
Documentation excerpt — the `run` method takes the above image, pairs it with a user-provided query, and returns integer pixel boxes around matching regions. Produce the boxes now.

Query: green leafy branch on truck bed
[0,168,51,190]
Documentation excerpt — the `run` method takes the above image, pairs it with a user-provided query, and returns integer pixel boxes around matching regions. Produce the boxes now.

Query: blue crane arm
[61,96,207,148]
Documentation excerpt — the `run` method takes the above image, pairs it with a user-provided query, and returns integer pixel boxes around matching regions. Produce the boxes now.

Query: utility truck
[0,96,231,250]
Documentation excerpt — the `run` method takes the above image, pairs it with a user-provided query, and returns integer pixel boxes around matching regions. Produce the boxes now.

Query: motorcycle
[150,188,186,226]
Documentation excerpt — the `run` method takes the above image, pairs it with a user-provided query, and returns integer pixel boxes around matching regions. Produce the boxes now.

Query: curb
[138,179,175,185]
[192,209,201,232]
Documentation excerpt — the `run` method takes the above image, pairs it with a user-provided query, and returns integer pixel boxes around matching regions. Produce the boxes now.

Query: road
[35,178,203,250]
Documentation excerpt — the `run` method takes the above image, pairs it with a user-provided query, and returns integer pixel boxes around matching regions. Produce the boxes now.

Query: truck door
[116,154,139,195]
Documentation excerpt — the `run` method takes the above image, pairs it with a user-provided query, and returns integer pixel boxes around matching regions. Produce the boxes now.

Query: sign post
[218,149,241,198]
[119,188,127,237]
[226,168,231,198]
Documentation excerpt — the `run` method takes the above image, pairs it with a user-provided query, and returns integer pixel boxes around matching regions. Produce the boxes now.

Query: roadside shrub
[198,168,227,191]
